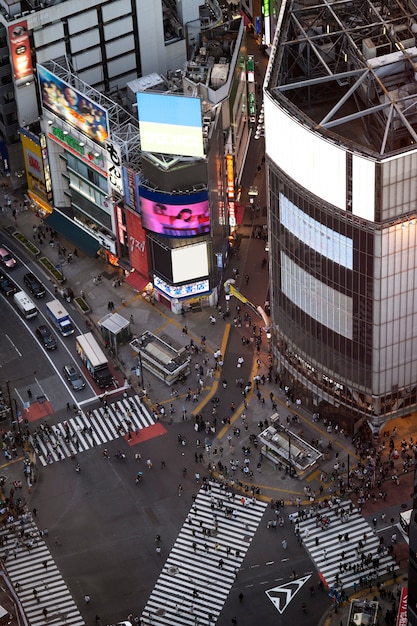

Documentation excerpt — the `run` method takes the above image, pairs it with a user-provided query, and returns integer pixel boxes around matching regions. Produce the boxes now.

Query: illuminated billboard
[8,21,34,84]
[136,93,204,158]
[139,187,210,237]
[38,64,109,145]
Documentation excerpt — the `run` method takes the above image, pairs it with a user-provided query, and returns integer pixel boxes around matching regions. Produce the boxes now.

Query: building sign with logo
[153,274,210,299]
[49,124,106,174]
[105,139,123,196]
[20,129,52,205]
[124,208,149,278]
[8,21,34,85]
[122,165,140,212]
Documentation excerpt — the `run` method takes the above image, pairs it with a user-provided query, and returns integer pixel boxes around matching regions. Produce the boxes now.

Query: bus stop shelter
[97,312,131,352]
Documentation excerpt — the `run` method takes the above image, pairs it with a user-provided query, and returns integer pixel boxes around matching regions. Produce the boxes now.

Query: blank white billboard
[264,95,347,210]
[352,155,375,221]
[172,242,209,284]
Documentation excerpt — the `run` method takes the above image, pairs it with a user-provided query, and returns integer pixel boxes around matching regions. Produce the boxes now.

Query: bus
[130,331,191,386]
[399,509,412,535]
[75,333,113,388]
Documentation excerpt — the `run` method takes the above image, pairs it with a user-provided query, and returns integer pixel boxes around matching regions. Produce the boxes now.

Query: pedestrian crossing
[0,513,84,625]
[141,481,267,625]
[294,499,399,589]
[31,394,155,466]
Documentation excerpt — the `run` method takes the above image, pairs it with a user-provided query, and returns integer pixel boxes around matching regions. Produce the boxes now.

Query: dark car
[63,364,85,391]
[23,272,46,298]
[35,325,57,350]
[0,275,17,297]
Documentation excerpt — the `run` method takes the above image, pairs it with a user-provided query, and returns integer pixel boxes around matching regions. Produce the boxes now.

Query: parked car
[0,245,16,269]
[23,272,46,298]
[35,325,57,350]
[63,364,85,391]
[0,275,17,297]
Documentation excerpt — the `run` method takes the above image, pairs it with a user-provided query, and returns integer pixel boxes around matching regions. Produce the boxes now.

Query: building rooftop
[267,0,417,158]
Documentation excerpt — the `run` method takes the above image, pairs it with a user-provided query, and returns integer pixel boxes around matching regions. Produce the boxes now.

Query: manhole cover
[167,566,179,576]
[155,608,165,616]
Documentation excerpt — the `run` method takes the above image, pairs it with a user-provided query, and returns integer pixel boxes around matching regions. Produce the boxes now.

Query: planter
[75,296,90,314]
[39,257,65,283]
[13,232,40,257]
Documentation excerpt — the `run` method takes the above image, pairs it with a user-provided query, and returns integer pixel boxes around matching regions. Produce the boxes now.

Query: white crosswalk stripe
[0,516,84,625]
[142,482,267,625]
[293,500,398,589]
[32,395,155,466]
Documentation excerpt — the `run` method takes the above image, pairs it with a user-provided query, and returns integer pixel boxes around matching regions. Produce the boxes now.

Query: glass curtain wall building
[264,0,417,431]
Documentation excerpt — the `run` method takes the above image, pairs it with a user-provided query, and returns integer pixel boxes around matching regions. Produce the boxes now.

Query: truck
[13,290,38,319]
[46,299,74,336]
[75,332,113,388]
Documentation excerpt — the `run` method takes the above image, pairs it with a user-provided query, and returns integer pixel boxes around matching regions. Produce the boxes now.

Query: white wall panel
[70,30,100,53]
[107,55,136,80]
[105,36,135,59]
[352,154,375,220]
[102,0,130,21]
[68,10,98,35]
[73,48,102,71]
[264,95,346,210]
[104,17,133,40]
[78,66,104,87]
[33,22,64,47]
[281,252,352,338]
[37,42,66,63]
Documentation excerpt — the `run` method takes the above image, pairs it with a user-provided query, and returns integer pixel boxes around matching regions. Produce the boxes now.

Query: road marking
[265,574,311,614]
[5,333,22,356]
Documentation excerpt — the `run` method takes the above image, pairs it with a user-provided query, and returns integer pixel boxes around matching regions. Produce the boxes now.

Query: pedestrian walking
[161,460,166,469]
[27,389,32,400]
[282,539,287,550]
[32,508,37,517]
[147,459,153,469]
[84,594,91,604]
[178,485,183,496]
[245,274,249,285]
[218,558,224,569]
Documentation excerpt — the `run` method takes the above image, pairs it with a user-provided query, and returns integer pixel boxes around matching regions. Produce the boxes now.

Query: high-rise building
[265,0,417,430]
[0,0,223,177]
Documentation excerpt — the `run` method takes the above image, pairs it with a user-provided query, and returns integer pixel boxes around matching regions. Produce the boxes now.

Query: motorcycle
[115,451,126,460]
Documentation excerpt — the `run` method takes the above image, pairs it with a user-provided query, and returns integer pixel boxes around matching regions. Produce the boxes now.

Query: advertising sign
[396,587,408,626]
[105,139,123,196]
[20,131,50,204]
[8,21,33,84]
[226,154,236,226]
[125,209,149,278]
[153,274,209,299]
[139,187,210,238]
[122,165,140,212]
[38,64,109,145]
[136,92,204,158]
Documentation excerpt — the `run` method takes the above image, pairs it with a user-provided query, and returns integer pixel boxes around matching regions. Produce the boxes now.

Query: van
[13,290,38,319]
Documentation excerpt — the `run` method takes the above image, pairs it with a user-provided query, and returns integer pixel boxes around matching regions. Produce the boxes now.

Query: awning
[45,211,101,257]
[125,271,150,292]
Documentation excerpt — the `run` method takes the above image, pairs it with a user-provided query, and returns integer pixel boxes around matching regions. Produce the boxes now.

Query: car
[63,364,85,391]
[0,275,17,296]
[23,272,46,298]
[35,325,57,350]
[0,245,16,268]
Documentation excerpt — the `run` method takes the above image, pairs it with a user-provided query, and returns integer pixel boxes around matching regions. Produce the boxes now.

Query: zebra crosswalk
[141,482,267,625]
[294,499,398,589]
[0,514,84,625]
[31,394,154,466]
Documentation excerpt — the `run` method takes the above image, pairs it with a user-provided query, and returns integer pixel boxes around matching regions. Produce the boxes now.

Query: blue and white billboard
[136,93,204,158]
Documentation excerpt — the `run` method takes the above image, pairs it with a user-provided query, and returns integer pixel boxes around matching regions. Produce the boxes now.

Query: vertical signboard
[8,21,34,84]
[125,209,149,278]
[226,154,236,227]
[105,139,123,196]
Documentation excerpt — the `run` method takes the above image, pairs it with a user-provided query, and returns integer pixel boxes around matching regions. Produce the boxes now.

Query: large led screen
[8,21,33,84]
[280,194,353,269]
[172,242,209,284]
[38,64,109,145]
[139,187,210,237]
[136,93,204,158]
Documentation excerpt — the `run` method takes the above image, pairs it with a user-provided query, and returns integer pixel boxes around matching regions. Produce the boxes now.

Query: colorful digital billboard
[8,21,33,84]
[136,93,204,158]
[38,64,109,145]
[139,187,210,237]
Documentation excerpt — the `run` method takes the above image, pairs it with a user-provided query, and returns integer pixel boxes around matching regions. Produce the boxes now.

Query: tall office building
[265,0,417,431]
[0,0,223,176]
